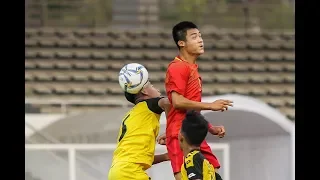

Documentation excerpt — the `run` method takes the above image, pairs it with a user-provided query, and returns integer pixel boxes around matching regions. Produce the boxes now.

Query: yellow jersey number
[118,114,130,142]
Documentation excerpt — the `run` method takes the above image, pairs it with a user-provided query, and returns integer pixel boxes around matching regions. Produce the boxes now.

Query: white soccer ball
[118,63,149,94]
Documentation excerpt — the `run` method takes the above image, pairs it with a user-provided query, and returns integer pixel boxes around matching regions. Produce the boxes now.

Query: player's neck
[178,50,198,64]
[134,93,145,104]
[183,146,200,157]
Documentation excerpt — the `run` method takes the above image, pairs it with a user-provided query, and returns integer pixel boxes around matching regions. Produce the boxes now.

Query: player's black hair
[124,81,149,104]
[124,92,136,104]
[172,21,198,49]
[181,110,208,146]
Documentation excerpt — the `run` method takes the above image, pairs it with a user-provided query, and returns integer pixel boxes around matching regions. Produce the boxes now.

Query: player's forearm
[172,95,211,111]
[208,123,215,133]
[208,124,217,134]
[152,153,170,165]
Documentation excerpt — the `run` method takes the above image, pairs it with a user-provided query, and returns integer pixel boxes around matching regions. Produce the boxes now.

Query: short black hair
[172,21,198,49]
[124,92,136,104]
[181,110,208,146]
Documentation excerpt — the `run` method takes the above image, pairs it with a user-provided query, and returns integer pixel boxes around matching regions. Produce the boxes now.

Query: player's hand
[209,99,233,112]
[209,126,226,138]
[156,133,166,145]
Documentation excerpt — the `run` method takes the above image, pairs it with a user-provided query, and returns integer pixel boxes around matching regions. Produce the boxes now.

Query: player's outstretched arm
[171,92,233,112]
[152,153,170,165]
[166,62,233,111]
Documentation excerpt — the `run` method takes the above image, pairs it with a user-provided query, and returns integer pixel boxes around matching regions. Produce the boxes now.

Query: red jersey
[165,56,202,137]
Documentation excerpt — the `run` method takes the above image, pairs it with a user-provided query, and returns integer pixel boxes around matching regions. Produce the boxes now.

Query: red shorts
[166,135,221,174]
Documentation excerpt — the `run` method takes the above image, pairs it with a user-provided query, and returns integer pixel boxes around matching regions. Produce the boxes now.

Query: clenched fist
[209,126,226,138]
[156,133,166,145]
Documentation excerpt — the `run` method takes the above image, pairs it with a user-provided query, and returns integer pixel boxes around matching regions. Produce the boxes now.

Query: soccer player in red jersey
[161,21,233,180]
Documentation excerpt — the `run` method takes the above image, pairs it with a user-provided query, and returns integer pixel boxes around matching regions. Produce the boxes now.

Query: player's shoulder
[185,150,205,168]
[190,150,205,162]
[168,58,190,70]
[184,150,205,179]
[142,97,165,114]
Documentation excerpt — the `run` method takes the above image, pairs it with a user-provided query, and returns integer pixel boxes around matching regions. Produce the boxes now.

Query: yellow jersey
[111,97,164,170]
[181,150,216,180]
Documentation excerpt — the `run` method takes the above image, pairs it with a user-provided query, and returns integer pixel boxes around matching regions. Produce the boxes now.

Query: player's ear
[178,40,185,48]
[178,133,184,143]
[140,88,148,96]
[140,83,151,96]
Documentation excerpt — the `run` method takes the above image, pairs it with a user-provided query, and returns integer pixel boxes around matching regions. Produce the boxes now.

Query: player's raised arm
[166,62,233,111]
[146,97,171,164]
[172,92,233,111]
[172,91,209,110]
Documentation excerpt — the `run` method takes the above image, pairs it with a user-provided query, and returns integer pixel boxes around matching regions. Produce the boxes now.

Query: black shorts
[215,172,223,180]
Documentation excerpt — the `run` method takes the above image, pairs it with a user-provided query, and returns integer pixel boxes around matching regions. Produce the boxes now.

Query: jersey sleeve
[166,62,190,95]
[185,153,204,180]
[146,97,165,114]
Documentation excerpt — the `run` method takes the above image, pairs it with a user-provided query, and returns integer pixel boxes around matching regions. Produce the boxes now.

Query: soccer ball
[118,63,149,94]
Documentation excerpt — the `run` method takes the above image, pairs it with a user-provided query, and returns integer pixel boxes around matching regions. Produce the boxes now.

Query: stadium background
[25,0,295,180]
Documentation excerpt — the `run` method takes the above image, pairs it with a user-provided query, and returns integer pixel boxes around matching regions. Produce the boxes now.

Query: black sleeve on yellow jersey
[145,97,165,114]
[185,153,204,180]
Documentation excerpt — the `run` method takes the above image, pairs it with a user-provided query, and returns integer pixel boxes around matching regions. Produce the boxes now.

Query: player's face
[142,82,161,98]
[184,28,204,55]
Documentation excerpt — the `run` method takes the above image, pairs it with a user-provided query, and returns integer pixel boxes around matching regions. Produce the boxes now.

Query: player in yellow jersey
[179,111,222,180]
[108,81,171,180]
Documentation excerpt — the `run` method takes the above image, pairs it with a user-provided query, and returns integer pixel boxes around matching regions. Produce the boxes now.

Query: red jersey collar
[175,56,198,67]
